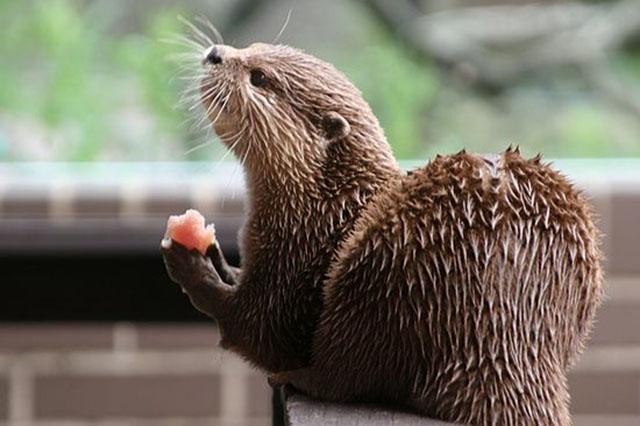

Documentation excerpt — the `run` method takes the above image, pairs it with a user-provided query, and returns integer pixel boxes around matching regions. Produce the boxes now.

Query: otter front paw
[161,238,235,319]
[161,208,219,291]
[161,210,237,322]
[160,239,214,291]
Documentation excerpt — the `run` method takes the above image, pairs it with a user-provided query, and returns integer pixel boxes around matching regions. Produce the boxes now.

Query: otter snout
[203,46,222,65]
[201,44,248,67]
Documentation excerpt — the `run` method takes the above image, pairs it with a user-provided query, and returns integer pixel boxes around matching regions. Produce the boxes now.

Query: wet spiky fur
[163,33,603,425]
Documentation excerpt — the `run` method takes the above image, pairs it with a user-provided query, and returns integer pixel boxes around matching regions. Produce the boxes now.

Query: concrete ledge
[281,389,455,426]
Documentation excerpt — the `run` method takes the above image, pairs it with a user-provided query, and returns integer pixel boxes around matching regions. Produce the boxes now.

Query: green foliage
[336,26,437,159]
[0,0,638,161]
[0,0,190,161]
[1,0,104,159]
[113,11,186,135]
[557,106,611,157]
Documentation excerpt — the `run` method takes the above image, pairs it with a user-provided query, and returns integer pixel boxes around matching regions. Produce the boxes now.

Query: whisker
[230,134,252,199]
[195,15,224,44]
[192,90,223,116]
[159,35,205,52]
[170,63,206,75]
[165,52,203,63]
[180,86,208,98]
[216,131,244,165]
[176,74,210,81]
[192,93,226,131]
[183,139,213,155]
[273,9,292,44]
[187,87,216,111]
[240,136,252,169]
[178,15,214,48]
[209,93,231,126]
[199,89,225,115]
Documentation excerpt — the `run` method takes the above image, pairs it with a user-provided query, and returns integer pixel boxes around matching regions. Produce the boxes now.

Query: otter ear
[322,112,350,141]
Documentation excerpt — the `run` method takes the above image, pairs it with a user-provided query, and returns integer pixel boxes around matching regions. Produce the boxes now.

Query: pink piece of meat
[166,209,216,255]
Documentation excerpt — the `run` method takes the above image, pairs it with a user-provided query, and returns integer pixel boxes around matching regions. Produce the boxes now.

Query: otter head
[198,43,387,172]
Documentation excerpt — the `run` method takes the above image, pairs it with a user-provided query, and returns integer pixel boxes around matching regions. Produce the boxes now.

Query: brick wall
[0,285,638,426]
[0,323,271,425]
[569,278,640,424]
[0,162,638,425]
[567,179,640,425]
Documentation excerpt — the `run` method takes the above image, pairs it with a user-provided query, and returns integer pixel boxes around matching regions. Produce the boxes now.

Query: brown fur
[162,42,603,425]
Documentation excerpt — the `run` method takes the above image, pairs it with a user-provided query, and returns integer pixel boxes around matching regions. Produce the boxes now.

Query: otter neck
[241,128,401,201]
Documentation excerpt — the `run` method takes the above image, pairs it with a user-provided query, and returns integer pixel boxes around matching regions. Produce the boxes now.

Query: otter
[161,42,603,425]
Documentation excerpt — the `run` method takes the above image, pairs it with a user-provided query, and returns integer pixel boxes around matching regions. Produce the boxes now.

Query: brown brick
[35,374,220,418]
[137,324,220,348]
[574,415,640,426]
[2,194,48,217]
[247,374,272,417]
[74,188,120,217]
[216,198,244,215]
[569,373,640,414]
[590,302,640,345]
[0,323,113,351]
[610,192,640,274]
[146,186,192,217]
[0,377,8,420]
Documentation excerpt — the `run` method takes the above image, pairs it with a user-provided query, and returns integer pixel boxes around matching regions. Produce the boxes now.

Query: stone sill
[278,388,456,426]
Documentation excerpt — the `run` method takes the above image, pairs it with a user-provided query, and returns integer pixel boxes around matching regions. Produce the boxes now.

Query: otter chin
[161,41,603,426]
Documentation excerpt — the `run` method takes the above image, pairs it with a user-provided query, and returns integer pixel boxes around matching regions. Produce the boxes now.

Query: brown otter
[161,42,603,425]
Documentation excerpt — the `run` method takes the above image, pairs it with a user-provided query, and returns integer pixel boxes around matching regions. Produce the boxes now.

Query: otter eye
[250,69,267,87]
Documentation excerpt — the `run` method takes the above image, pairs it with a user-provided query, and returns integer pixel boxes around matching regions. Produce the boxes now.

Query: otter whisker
[195,15,224,45]
[177,87,222,130]
[180,87,211,102]
[178,88,210,110]
[165,52,204,64]
[169,70,206,84]
[184,80,220,104]
[178,15,214,48]
[180,81,209,93]
[226,130,252,200]
[166,51,202,59]
[273,9,292,44]
[160,34,206,52]
[239,134,252,169]
[183,139,213,155]
[209,93,232,126]
[187,86,217,111]
[175,71,212,81]
[170,62,207,76]
[197,89,225,118]
[190,92,227,131]
[180,80,213,100]
[215,130,245,166]
[176,113,202,131]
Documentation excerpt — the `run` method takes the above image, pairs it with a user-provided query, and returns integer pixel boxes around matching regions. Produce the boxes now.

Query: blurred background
[0,0,639,425]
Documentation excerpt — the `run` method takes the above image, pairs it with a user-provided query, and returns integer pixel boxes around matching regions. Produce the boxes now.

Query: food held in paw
[165,209,215,255]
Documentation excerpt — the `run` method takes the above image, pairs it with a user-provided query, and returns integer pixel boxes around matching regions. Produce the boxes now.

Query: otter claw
[160,238,172,250]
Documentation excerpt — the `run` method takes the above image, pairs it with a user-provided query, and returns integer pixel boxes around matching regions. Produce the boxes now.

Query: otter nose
[204,46,222,65]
